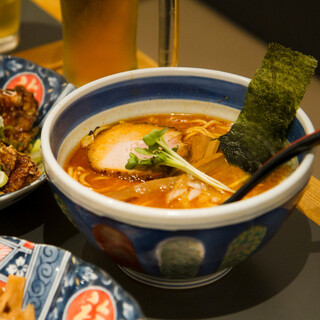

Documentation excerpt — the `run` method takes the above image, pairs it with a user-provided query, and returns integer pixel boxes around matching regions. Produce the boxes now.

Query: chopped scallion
[125,128,234,193]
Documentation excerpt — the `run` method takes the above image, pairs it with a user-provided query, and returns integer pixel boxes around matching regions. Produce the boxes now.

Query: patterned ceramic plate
[0,236,145,320]
[0,55,75,209]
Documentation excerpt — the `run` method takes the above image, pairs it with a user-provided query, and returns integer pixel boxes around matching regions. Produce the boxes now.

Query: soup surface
[64,113,293,209]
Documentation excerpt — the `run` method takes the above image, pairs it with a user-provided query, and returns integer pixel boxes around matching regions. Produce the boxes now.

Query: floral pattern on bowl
[0,55,75,209]
[0,236,145,320]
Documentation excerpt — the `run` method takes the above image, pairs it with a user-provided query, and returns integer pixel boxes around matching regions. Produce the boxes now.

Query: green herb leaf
[126,128,234,193]
[143,128,167,146]
[125,152,139,169]
[140,159,153,166]
[134,147,153,156]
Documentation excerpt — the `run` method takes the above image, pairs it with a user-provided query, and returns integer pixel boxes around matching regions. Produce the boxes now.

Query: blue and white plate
[0,55,75,209]
[0,236,145,320]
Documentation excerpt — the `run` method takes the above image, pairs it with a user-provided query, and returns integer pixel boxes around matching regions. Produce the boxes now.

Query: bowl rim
[41,67,315,230]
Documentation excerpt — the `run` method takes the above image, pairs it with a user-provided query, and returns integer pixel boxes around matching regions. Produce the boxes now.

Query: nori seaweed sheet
[219,43,317,174]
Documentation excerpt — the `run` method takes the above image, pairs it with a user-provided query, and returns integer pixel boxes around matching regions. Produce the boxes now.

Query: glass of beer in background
[0,0,21,53]
[60,0,179,87]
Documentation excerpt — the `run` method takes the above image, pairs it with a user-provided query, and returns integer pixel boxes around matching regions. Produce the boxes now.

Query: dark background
[202,0,320,75]
[18,0,320,75]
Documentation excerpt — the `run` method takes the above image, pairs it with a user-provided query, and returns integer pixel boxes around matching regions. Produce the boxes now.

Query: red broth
[64,114,293,209]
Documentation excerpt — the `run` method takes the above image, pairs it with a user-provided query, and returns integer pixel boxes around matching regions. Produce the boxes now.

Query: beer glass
[60,0,179,87]
[0,0,20,53]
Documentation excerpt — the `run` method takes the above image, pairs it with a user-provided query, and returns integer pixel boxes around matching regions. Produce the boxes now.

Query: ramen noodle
[64,114,294,209]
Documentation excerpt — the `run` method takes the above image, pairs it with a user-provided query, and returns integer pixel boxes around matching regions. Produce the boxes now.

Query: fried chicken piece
[0,143,18,176]
[0,86,39,152]
[0,143,40,194]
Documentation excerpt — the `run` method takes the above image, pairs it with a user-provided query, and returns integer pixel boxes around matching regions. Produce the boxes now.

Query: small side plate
[0,236,145,320]
[0,55,75,209]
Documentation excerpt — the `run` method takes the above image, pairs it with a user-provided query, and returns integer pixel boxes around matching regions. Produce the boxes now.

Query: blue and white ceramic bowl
[41,67,315,289]
[0,55,74,209]
[0,236,144,319]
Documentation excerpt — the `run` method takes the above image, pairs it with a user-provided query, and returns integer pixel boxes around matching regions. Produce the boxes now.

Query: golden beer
[60,0,139,87]
[0,0,20,53]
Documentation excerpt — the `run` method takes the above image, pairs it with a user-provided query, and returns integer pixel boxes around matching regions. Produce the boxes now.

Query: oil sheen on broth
[64,114,294,209]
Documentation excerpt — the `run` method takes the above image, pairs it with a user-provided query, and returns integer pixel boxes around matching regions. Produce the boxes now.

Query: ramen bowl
[41,67,315,289]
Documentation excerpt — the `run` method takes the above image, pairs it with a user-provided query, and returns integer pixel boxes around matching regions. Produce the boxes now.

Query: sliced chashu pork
[87,122,186,180]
